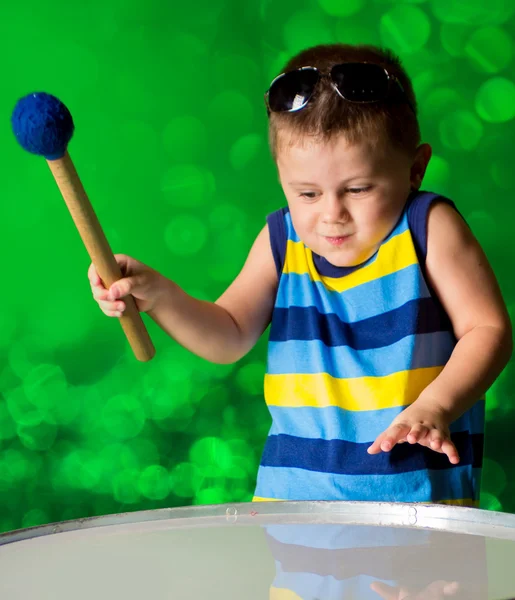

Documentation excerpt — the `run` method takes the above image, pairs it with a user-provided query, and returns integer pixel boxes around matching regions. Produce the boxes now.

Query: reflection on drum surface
[1,502,515,600]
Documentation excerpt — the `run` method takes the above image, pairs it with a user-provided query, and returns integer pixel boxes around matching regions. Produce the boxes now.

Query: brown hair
[267,43,420,161]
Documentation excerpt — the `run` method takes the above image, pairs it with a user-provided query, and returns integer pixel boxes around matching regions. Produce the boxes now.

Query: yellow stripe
[434,498,479,508]
[270,587,303,600]
[265,366,444,411]
[252,496,286,502]
[283,229,418,292]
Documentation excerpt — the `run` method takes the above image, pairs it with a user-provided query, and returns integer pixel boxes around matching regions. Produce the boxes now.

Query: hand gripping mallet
[11,92,156,362]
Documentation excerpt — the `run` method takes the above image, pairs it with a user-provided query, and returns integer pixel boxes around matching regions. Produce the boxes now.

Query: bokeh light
[169,462,202,498]
[421,87,463,120]
[439,110,484,151]
[440,22,473,58]
[101,394,146,440]
[138,465,170,500]
[430,0,510,25]
[164,214,208,256]
[465,26,513,74]
[230,134,263,171]
[475,77,515,123]
[379,6,431,54]
[161,164,216,207]
[318,0,365,18]
[419,155,451,194]
[235,361,266,396]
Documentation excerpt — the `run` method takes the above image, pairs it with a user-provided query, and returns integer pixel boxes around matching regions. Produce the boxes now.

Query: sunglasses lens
[331,63,389,102]
[268,68,319,112]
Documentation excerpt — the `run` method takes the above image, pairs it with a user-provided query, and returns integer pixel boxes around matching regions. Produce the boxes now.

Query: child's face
[276,132,431,268]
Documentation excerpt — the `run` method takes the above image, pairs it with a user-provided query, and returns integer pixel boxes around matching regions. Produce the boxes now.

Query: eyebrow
[288,178,367,186]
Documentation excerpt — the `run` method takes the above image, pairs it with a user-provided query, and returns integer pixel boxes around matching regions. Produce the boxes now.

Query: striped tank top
[254,190,485,505]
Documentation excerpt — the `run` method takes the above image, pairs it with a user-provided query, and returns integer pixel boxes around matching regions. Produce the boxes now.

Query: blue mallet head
[11,92,75,160]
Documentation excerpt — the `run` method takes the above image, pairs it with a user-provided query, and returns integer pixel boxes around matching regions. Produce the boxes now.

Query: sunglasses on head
[264,61,416,116]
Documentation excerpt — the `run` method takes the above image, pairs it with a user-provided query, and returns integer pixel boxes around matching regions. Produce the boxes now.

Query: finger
[441,439,460,464]
[88,263,101,286]
[380,423,411,452]
[99,299,126,316]
[417,436,445,453]
[443,581,459,595]
[113,253,129,266]
[89,254,130,287]
[367,432,387,455]
[422,580,460,598]
[369,581,398,600]
[407,424,430,444]
[113,253,132,278]
[428,430,445,452]
[92,285,109,301]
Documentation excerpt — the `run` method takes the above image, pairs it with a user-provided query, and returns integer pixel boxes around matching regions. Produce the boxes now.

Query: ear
[410,143,432,191]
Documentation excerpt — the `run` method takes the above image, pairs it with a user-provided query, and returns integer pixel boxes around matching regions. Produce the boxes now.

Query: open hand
[371,580,460,600]
[367,403,460,464]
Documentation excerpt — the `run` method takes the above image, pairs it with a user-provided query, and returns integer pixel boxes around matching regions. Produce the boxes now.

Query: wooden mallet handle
[47,151,156,362]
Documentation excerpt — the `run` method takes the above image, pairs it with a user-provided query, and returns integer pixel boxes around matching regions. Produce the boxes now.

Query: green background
[0,0,514,533]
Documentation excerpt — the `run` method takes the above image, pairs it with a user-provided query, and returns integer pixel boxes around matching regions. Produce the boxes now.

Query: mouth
[324,234,352,246]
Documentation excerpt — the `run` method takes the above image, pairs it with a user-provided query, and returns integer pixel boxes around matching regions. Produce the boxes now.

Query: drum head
[1,501,515,600]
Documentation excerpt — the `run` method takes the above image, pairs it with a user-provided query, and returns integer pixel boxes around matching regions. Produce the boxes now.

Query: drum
[1,501,515,599]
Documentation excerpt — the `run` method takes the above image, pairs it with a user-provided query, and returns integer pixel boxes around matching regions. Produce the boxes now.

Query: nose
[321,194,349,223]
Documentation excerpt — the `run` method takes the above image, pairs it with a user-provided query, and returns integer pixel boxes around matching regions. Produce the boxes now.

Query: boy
[89,43,512,506]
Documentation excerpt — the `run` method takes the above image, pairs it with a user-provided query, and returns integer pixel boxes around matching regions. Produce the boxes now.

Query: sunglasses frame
[264,62,416,116]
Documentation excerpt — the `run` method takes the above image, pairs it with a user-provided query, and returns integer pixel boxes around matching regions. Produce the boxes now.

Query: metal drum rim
[2,501,515,547]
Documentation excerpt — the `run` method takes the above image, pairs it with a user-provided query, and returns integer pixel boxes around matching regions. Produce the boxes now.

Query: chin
[324,255,358,268]
[321,246,372,268]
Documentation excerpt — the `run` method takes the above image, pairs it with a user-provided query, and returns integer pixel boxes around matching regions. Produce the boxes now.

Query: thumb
[108,276,144,300]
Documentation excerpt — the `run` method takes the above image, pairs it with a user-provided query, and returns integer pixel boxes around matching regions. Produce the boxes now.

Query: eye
[298,192,318,199]
[348,186,371,195]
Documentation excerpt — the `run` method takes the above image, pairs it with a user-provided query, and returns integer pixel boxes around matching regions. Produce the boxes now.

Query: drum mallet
[11,92,156,362]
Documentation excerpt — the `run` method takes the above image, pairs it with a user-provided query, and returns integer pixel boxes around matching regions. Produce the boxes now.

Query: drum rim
[2,501,515,547]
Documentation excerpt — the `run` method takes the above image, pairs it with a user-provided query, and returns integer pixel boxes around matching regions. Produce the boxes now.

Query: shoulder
[407,191,465,262]
[425,199,510,338]
[426,198,482,278]
[426,200,472,253]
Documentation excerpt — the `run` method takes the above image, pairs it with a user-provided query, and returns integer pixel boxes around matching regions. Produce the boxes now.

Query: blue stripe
[267,527,485,589]
[265,523,427,550]
[284,211,301,242]
[255,464,481,502]
[267,208,287,277]
[260,432,483,474]
[268,403,486,443]
[266,332,455,377]
[276,265,430,320]
[269,298,453,349]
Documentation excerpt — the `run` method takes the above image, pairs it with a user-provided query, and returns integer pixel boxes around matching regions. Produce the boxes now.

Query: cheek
[363,211,404,249]
[356,204,393,235]
[289,206,317,235]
